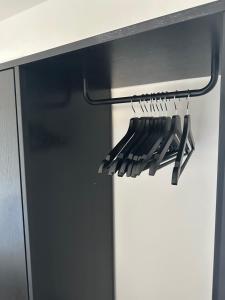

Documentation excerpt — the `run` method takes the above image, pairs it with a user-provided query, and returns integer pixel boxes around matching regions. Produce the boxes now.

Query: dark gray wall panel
[0,69,28,299]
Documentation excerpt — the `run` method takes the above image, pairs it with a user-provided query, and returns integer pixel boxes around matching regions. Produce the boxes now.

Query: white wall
[0,0,46,21]
[0,0,215,63]
[112,77,220,300]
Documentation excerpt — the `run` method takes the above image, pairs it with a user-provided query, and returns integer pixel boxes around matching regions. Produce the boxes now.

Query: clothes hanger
[142,150,180,172]
[126,100,153,161]
[125,115,160,177]
[127,98,166,177]
[120,99,169,177]
[171,98,195,185]
[131,98,172,176]
[148,98,184,176]
[131,116,171,177]
[130,97,181,177]
[131,99,163,160]
[98,98,138,174]
[117,100,153,177]
[127,97,188,178]
[121,99,156,177]
[107,100,147,175]
[100,94,194,183]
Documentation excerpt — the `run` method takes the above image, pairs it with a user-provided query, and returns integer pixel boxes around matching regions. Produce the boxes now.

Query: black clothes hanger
[119,116,157,177]
[126,116,163,177]
[126,101,180,177]
[171,114,195,185]
[133,116,164,160]
[148,115,183,176]
[131,101,161,159]
[117,116,152,177]
[98,93,195,185]
[98,117,138,174]
[108,116,146,175]
[142,150,180,171]
[130,100,183,177]
[130,116,172,177]
[125,100,165,177]
[99,99,141,174]
[108,100,148,176]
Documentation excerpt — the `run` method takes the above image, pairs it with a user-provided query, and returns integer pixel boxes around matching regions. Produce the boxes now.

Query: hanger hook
[146,96,151,116]
[142,95,148,115]
[187,91,190,114]
[174,96,178,115]
[159,96,164,115]
[144,96,148,114]
[164,96,168,116]
[148,96,152,115]
[155,96,160,115]
[139,99,145,115]
[131,96,136,116]
[151,95,155,114]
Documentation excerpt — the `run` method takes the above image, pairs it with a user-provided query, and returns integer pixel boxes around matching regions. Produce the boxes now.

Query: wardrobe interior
[18,12,222,300]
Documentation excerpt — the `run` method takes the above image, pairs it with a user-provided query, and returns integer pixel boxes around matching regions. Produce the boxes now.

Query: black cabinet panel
[19,66,114,300]
[0,69,28,299]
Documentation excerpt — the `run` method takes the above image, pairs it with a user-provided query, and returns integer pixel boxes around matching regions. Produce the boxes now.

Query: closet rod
[83,45,219,105]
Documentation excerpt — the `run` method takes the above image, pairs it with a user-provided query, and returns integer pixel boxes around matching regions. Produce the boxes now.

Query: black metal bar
[83,44,219,105]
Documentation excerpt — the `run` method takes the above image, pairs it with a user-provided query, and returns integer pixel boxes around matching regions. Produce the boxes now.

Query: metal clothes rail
[83,44,219,105]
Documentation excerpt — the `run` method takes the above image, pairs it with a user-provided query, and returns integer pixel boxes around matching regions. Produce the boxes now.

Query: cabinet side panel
[213,12,225,300]
[19,66,114,300]
[14,66,34,300]
[0,69,28,299]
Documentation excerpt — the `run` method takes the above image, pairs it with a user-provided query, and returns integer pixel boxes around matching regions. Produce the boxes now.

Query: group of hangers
[99,94,195,185]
